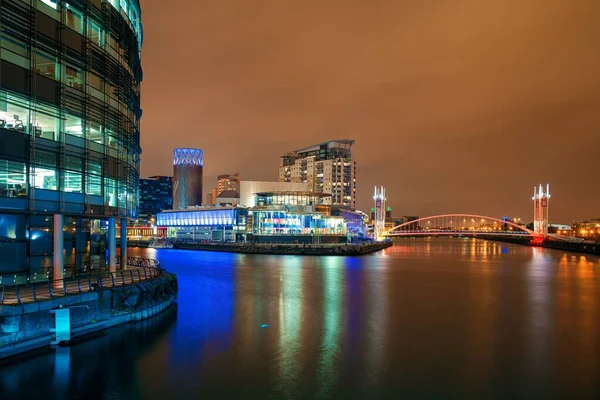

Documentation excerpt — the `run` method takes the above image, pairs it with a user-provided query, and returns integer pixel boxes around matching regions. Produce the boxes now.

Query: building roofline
[253,191,331,198]
[292,139,355,154]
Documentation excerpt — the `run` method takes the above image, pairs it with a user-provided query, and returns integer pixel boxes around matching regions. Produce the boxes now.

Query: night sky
[139,0,599,223]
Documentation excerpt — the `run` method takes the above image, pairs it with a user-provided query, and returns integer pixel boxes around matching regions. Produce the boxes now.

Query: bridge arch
[386,213,535,236]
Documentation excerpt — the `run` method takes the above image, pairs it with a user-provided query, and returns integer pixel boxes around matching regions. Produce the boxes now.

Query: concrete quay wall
[0,273,178,361]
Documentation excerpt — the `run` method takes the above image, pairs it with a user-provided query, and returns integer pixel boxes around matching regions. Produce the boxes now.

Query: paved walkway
[1,266,160,306]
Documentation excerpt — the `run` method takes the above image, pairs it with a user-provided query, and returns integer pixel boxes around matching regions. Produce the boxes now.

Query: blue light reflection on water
[131,248,236,390]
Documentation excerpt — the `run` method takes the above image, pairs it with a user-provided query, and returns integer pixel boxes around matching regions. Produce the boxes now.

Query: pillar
[120,218,127,269]
[108,217,116,272]
[53,214,64,287]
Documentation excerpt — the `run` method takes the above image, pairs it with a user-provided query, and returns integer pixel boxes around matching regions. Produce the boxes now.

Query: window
[31,111,59,140]
[0,92,29,134]
[86,160,102,196]
[31,102,59,140]
[1,35,27,58]
[31,150,57,190]
[65,64,83,90]
[64,113,83,137]
[1,35,29,69]
[64,156,82,193]
[64,171,82,192]
[64,4,83,34]
[109,34,119,52]
[87,72,102,90]
[87,21,103,47]
[105,178,117,206]
[30,166,57,190]
[86,174,102,195]
[86,120,103,143]
[0,159,27,198]
[40,0,57,10]
[118,182,126,208]
[33,51,57,80]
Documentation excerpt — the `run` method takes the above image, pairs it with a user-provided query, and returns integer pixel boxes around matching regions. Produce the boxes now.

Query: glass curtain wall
[0,0,143,278]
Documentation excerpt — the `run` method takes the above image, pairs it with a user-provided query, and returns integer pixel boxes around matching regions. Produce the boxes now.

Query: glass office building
[139,176,172,224]
[0,0,143,283]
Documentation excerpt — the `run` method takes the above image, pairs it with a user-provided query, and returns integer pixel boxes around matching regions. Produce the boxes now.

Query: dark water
[2,238,600,399]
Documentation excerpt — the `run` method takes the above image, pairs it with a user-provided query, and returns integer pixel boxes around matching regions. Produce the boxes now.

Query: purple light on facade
[173,148,203,166]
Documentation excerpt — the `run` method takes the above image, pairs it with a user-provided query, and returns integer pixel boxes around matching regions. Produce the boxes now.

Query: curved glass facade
[0,0,142,280]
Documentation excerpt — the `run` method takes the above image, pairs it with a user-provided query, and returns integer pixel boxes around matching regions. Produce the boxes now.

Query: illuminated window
[30,167,57,190]
[31,106,59,140]
[0,93,29,134]
[86,174,102,195]
[64,156,82,193]
[40,0,57,9]
[64,4,83,34]
[105,178,117,207]
[86,121,103,143]
[0,159,27,198]
[65,114,83,137]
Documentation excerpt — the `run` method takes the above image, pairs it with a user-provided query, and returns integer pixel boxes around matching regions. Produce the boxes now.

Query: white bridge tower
[532,183,550,237]
[373,186,386,240]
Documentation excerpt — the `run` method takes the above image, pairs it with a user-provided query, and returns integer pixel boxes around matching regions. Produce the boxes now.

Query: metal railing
[0,257,162,306]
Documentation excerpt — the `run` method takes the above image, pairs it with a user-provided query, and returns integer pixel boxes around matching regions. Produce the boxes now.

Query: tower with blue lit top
[173,148,203,210]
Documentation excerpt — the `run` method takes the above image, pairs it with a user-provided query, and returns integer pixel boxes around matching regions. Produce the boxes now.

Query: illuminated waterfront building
[157,206,248,242]
[571,219,600,239]
[0,0,143,280]
[279,140,356,208]
[239,180,309,209]
[250,191,346,240]
[157,188,366,244]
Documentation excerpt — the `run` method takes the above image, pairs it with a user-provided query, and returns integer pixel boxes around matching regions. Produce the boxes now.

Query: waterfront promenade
[0,257,177,361]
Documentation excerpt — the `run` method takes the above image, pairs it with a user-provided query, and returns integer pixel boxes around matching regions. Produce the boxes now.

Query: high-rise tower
[279,139,356,208]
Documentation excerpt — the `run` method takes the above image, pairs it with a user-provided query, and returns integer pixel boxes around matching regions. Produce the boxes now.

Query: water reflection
[0,305,177,399]
[2,240,600,398]
[317,257,343,398]
[278,256,303,397]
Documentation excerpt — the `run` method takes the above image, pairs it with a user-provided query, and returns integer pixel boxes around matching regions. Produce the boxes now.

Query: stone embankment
[0,267,177,361]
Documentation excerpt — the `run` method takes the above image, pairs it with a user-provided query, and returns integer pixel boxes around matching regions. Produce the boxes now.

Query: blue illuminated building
[157,206,248,242]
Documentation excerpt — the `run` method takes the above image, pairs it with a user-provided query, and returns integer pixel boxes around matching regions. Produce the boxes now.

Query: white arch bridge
[384,214,536,238]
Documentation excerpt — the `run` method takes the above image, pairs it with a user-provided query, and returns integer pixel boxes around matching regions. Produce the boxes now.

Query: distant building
[215,190,240,206]
[173,148,203,209]
[279,139,356,208]
[239,181,309,208]
[139,176,173,224]
[572,219,600,239]
[217,173,240,195]
[158,180,366,244]
[206,187,218,206]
